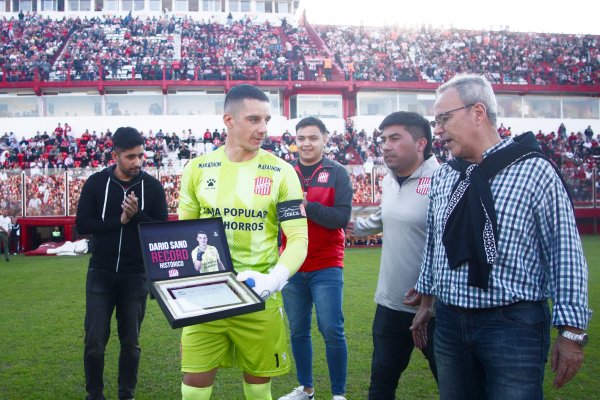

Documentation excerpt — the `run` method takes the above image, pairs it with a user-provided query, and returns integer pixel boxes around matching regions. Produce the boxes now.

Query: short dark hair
[112,127,145,152]
[295,117,328,135]
[224,84,269,112]
[378,111,432,158]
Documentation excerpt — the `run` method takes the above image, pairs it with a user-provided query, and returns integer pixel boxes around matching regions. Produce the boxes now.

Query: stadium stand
[1,11,599,249]
[315,24,599,84]
[1,14,598,84]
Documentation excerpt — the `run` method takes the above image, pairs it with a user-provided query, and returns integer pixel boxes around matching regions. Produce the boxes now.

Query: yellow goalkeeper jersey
[178,147,305,274]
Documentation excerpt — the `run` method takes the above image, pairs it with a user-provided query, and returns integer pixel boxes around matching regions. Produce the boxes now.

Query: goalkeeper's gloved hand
[236,264,290,300]
[196,251,204,261]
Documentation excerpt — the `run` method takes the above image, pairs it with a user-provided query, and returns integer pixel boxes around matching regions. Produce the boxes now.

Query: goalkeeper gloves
[236,264,290,300]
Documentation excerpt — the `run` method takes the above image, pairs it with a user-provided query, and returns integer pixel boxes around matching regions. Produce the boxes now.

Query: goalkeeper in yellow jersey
[178,84,308,400]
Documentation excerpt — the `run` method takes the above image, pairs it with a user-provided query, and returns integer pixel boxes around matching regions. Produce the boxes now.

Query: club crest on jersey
[317,171,329,183]
[254,177,272,195]
[416,177,431,195]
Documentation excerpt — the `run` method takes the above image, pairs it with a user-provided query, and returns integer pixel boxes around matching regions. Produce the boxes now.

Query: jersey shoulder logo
[254,177,272,196]
[317,171,329,183]
[416,177,431,195]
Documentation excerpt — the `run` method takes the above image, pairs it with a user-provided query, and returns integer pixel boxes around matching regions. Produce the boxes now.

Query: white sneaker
[278,386,315,400]
[332,396,346,400]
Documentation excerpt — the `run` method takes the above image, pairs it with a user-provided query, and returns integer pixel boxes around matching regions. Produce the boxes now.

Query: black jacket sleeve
[75,174,122,235]
[130,178,168,223]
[305,164,353,230]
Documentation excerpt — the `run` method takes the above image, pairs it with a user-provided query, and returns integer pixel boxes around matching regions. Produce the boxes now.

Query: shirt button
[450,285,456,292]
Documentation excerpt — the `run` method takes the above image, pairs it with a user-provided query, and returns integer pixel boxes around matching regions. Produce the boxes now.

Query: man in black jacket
[76,127,168,400]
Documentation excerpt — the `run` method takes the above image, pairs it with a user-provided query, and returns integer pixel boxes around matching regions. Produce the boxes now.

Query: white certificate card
[168,281,243,312]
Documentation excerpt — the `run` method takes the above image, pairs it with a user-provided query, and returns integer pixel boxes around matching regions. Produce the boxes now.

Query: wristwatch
[558,329,588,347]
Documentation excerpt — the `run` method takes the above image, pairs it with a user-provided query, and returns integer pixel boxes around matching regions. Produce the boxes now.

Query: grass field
[1,237,598,400]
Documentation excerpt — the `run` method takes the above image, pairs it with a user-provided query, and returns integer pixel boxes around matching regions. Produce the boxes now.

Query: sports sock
[243,381,272,400]
[181,382,213,400]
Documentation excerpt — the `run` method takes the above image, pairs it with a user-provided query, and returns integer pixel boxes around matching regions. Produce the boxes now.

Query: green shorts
[181,302,291,377]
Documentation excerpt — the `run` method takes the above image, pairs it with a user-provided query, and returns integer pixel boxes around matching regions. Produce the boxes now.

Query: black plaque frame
[138,218,264,328]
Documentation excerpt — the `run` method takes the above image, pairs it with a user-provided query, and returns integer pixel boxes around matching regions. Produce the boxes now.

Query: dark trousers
[369,304,437,400]
[10,232,20,254]
[0,232,9,260]
[84,268,148,400]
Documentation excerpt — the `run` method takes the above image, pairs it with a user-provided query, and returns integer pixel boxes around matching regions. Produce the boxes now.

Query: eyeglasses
[430,104,476,129]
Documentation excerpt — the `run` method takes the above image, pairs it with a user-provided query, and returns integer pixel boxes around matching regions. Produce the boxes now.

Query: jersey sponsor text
[258,164,281,172]
[197,161,222,168]
[202,207,268,219]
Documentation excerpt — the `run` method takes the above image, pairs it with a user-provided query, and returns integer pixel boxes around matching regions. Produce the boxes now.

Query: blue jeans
[282,267,347,395]
[84,268,148,400]
[434,300,550,400]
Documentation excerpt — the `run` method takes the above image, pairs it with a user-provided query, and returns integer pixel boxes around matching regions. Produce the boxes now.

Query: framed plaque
[138,218,264,328]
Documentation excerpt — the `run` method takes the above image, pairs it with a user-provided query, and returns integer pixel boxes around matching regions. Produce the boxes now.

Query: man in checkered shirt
[411,74,591,399]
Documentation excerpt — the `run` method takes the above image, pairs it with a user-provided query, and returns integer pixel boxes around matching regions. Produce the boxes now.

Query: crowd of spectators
[0,172,22,217]
[1,14,599,85]
[160,174,181,213]
[67,171,89,216]
[24,173,66,216]
[180,15,302,81]
[55,14,177,81]
[317,24,600,84]
[0,121,599,217]
[345,229,382,247]
[2,13,319,82]
[0,13,76,82]
[0,124,115,170]
[534,123,599,204]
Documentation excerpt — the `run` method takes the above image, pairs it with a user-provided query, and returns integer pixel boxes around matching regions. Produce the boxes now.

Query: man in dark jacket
[76,127,168,400]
